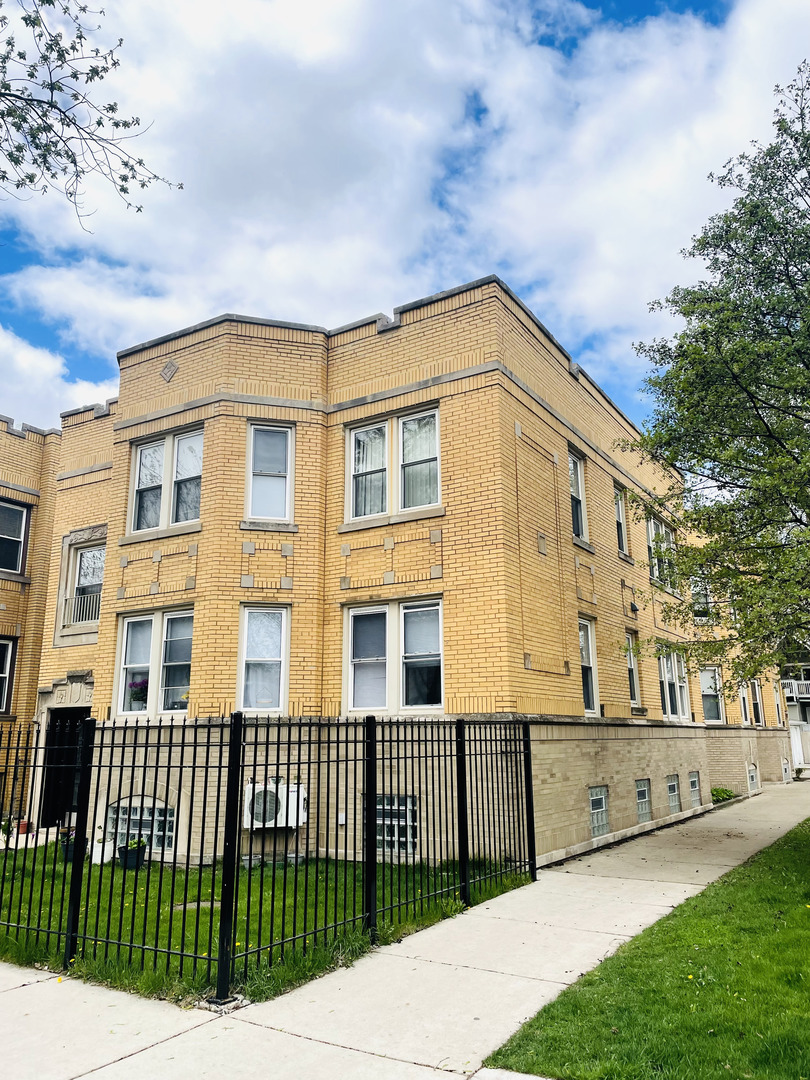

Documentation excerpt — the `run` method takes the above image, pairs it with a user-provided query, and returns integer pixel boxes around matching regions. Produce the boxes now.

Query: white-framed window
[589,785,609,838]
[738,681,750,725]
[347,410,440,520]
[748,763,759,790]
[569,453,587,539]
[626,632,640,705]
[0,499,26,574]
[700,667,724,724]
[615,487,628,554]
[750,679,763,726]
[691,576,712,623]
[579,618,598,715]
[666,773,681,813]
[689,770,701,808]
[347,600,443,712]
[647,517,675,586]
[132,430,203,532]
[239,606,288,713]
[118,610,193,715]
[62,544,106,627]
[106,797,175,854]
[248,425,292,521]
[0,638,14,713]
[658,648,690,721]
[377,794,417,853]
[773,681,784,726]
[636,778,652,823]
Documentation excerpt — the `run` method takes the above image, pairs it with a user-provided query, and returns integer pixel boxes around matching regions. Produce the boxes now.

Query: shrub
[711,786,736,804]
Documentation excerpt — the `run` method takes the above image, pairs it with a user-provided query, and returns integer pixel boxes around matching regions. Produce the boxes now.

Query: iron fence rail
[0,713,535,1000]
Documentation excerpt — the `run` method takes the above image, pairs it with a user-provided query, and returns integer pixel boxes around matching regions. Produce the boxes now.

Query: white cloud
[0,325,118,431]
[0,0,807,427]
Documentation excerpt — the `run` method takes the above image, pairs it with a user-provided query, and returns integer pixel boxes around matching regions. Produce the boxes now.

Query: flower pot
[118,844,146,870]
[61,837,88,863]
[91,840,115,865]
[17,820,30,835]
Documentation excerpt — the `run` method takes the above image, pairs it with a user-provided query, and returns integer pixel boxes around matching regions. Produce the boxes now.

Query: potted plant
[60,828,88,863]
[91,825,115,865]
[118,836,147,870]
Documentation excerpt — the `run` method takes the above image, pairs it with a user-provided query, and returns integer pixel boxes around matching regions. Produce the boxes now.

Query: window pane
[401,414,436,464]
[164,617,193,664]
[582,665,594,712]
[568,455,580,497]
[0,536,22,572]
[253,428,287,474]
[175,433,203,480]
[403,607,439,656]
[353,471,386,517]
[402,459,438,509]
[246,610,282,661]
[578,622,591,665]
[0,503,24,540]
[353,661,387,708]
[352,612,386,660]
[353,426,386,472]
[77,547,105,588]
[123,668,149,711]
[162,666,191,710]
[244,661,281,709]
[125,620,152,665]
[135,487,161,530]
[404,658,441,706]
[173,476,201,522]
[250,474,287,518]
[138,443,164,487]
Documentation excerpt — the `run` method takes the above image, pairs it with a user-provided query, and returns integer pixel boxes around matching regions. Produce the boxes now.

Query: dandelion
[688,975,693,980]
[57,977,62,983]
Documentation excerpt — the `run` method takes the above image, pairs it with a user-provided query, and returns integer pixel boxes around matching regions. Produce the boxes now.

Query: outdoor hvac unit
[243,780,308,829]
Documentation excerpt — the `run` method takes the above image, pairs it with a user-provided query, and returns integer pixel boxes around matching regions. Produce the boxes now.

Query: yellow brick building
[0,276,792,859]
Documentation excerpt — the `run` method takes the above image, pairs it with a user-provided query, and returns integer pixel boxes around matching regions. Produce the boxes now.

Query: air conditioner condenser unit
[243,779,308,829]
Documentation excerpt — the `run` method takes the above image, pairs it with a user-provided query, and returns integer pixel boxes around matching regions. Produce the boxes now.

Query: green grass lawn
[0,843,526,1003]
[487,817,810,1080]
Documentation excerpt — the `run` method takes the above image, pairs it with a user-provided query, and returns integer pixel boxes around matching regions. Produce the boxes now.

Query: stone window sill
[119,521,202,546]
[240,520,299,533]
[338,506,446,534]
[572,535,595,554]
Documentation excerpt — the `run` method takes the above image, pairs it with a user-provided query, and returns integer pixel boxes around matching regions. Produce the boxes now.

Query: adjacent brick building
[0,276,793,861]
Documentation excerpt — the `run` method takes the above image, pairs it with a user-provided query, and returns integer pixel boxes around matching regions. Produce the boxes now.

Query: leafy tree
[0,0,177,213]
[634,62,810,682]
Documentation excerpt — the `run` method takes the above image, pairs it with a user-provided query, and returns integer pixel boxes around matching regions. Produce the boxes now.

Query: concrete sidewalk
[3,782,809,1080]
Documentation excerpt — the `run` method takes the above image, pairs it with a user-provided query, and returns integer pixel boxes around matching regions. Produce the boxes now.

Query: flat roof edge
[117,313,330,360]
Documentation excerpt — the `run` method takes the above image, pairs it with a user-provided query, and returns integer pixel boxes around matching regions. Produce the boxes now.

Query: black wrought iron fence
[0,713,535,1000]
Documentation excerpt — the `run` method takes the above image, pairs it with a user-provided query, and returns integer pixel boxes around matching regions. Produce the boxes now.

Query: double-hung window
[64,545,105,626]
[699,667,724,723]
[615,488,628,554]
[626,632,640,705]
[658,648,690,721]
[119,611,193,715]
[691,577,712,624]
[0,499,26,574]
[689,771,701,808]
[0,638,14,712]
[249,426,292,521]
[569,453,587,539]
[750,679,763,726]
[348,410,440,521]
[738,681,751,724]
[647,517,675,586]
[579,618,598,715]
[240,606,288,712]
[348,600,443,711]
[773,681,784,726]
[133,431,203,532]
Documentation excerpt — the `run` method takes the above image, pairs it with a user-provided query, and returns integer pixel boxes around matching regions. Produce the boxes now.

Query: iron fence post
[64,716,96,968]
[213,710,244,1003]
[455,717,471,908]
[362,715,377,942]
[522,721,537,881]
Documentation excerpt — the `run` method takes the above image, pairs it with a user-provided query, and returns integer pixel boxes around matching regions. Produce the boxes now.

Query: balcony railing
[781,679,810,701]
[62,591,101,627]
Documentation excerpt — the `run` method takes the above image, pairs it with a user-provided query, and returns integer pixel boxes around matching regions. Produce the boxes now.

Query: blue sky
[0,0,804,431]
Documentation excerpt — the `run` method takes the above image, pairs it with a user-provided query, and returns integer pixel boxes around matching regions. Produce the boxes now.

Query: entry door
[39,708,91,828]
